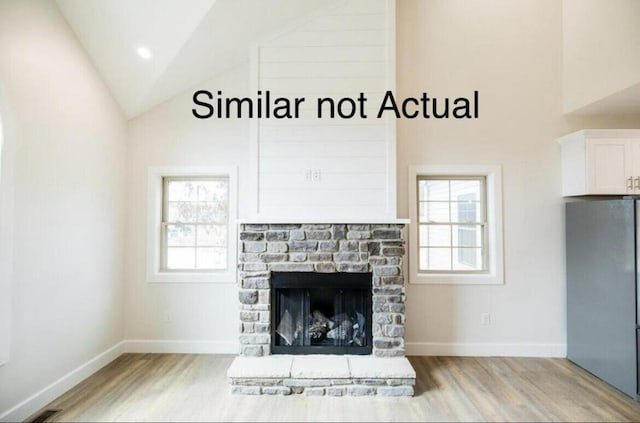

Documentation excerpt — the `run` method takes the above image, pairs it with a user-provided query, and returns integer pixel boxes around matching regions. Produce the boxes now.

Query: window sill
[147,269,236,284]
[410,271,504,285]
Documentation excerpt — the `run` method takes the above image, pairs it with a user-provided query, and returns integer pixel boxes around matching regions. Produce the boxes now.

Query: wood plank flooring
[29,354,640,422]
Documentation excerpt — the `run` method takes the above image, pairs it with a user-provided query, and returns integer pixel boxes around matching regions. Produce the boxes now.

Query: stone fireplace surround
[227,222,416,396]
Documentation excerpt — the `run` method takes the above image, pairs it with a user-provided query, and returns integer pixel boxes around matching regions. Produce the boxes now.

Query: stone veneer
[237,223,407,358]
[228,355,416,397]
[231,223,415,396]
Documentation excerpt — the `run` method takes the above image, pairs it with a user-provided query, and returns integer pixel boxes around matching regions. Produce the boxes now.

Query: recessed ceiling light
[137,46,153,60]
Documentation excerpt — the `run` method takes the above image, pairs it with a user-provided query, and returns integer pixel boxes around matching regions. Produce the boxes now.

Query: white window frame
[146,166,237,283]
[408,164,504,285]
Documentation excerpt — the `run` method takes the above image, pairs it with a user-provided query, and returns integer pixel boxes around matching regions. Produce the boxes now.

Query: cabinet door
[629,140,640,194]
[586,139,632,195]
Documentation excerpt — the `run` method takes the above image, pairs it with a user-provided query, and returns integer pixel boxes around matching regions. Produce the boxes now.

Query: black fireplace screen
[271,272,372,355]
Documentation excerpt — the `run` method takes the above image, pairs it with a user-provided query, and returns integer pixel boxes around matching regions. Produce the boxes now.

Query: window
[147,167,237,283]
[409,165,503,284]
[417,176,486,272]
[456,192,481,268]
[162,177,228,271]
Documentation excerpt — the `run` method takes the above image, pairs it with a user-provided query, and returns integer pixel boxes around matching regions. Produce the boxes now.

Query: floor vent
[28,409,61,423]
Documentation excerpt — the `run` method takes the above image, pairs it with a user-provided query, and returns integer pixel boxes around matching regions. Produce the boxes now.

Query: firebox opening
[271,272,372,355]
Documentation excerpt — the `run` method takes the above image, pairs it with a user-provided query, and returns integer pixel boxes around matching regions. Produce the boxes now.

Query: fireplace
[228,223,416,396]
[271,272,372,355]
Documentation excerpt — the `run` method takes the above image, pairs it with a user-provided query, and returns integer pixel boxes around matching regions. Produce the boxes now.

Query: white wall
[0,0,127,419]
[0,98,11,368]
[397,0,568,356]
[563,0,640,114]
[123,66,250,350]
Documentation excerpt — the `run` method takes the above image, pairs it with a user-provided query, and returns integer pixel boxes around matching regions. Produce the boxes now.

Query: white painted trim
[406,342,567,358]
[0,341,125,423]
[408,164,505,285]
[145,166,238,284]
[123,339,238,354]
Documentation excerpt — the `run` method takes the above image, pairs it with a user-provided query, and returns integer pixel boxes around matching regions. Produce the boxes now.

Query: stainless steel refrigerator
[566,198,638,399]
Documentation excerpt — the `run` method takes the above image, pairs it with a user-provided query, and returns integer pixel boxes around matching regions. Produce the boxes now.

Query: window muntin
[162,177,229,271]
[417,176,487,273]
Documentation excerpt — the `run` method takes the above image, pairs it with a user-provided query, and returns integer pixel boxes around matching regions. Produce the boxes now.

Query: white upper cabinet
[559,130,640,196]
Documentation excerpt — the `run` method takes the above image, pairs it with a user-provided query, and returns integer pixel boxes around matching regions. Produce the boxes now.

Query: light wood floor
[29,354,640,422]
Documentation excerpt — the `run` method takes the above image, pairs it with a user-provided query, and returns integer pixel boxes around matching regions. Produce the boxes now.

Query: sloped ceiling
[55,0,327,118]
[566,82,640,116]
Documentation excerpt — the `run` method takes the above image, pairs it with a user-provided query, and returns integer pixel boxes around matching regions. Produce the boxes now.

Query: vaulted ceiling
[55,0,328,118]
[55,1,640,119]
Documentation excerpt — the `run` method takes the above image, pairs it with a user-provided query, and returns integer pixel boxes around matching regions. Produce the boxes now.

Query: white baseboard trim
[123,339,239,354]
[0,341,125,423]
[406,342,567,357]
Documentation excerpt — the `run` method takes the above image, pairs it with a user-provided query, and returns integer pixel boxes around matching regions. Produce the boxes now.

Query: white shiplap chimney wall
[249,0,396,220]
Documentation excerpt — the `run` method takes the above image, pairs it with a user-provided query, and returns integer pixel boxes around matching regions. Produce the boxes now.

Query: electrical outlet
[312,169,321,182]
[480,312,492,326]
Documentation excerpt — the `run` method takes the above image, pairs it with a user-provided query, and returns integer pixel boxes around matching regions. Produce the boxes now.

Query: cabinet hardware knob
[635,176,640,191]
[627,176,634,190]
